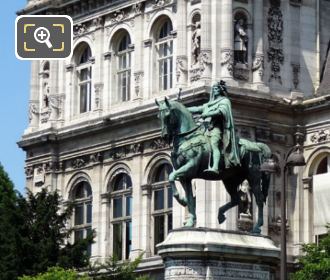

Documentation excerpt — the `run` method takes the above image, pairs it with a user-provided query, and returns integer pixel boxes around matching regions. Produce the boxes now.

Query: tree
[18,267,89,280]
[292,228,330,280]
[16,188,94,276]
[0,163,22,280]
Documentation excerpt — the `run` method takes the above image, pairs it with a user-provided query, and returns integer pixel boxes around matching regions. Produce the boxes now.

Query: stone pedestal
[157,228,279,280]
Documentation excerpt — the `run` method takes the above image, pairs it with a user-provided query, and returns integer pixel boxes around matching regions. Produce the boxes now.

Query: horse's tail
[255,142,272,203]
[239,138,272,203]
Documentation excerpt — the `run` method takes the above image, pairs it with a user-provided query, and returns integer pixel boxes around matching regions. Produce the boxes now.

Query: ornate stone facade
[18,0,330,278]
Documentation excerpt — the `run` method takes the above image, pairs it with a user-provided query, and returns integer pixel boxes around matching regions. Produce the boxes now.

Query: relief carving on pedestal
[267,0,284,84]
[176,56,188,82]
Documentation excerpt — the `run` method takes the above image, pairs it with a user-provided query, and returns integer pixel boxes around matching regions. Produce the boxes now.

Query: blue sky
[0,0,30,194]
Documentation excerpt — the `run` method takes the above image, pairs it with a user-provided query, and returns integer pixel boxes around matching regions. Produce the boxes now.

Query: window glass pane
[74,205,84,225]
[154,189,164,210]
[168,213,173,232]
[113,197,123,218]
[113,174,132,191]
[80,46,91,64]
[86,202,92,224]
[154,215,165,252]
[316,157,328,175]
[125,221,132,259]
[126,196,132,217]
[86,227,92,256]
[113,223,123,260]
[167,187,173,209]
[80,84,87,113]
[74,184,85,199]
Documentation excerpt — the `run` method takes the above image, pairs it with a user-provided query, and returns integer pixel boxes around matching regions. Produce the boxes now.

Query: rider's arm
[188,105,203,113]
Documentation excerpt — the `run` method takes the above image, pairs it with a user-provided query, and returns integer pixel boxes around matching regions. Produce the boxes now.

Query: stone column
[220,0,233,81]
[27,61,40,132]
[252,0,266,89]
[175,0,188,88]
[140,184,152,257]
[302,177,313,243]
[201,0,212,81]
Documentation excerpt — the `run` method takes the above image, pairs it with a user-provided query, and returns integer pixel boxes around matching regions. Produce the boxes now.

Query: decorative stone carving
[310,129,330,143]
[90,152,103,163]
[221,48,234,76]
[72,158,86,169]
[150,138,168,150]
[132,2,143,15]
[34,165,45,186]
[189,66,203,82]
[134,71,144,97]
[94,83,104,109]
[291,63,300,90]
[234,64,249,81]
[110,147,126,160]
[191,21,201,65]
[267,0,284,84]
[92,17,103,28]
[25,166,34,178]
[73,23,88,36]
[28,102,39,124]
[176,56,187,82]
[154,0,171,8]
[252,54,264,78]
[131,143,143,154]
[111,10,126,24]
[234,18,248,65]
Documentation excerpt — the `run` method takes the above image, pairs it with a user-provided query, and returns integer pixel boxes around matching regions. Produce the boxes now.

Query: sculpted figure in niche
[238,180,252,217]
[234,18,248,65]
[192,21,201,65]
[42,82,50,108]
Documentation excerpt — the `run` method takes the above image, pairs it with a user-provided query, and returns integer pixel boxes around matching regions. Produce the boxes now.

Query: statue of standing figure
[191,21,201,65]
[187,81,240,175]
[234,19,248,65]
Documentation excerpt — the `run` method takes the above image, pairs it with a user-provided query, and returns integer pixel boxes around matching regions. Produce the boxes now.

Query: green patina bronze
[156,81,272,233]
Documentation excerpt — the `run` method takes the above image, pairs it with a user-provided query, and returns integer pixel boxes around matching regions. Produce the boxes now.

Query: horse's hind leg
[218,177,243,224]
[180,179,196,227]
[248,176,264,234]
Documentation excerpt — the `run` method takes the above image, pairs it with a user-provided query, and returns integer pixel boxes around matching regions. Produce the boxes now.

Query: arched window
[151,163,173,254]
[75,43,92,113]
[72,181,92,255]
[156,19,173,91]
[312,154,330,243]
[110,172,132,260]
[117,33,132,102]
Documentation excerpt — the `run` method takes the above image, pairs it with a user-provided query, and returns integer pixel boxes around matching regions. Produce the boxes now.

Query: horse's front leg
[169,160,196,226]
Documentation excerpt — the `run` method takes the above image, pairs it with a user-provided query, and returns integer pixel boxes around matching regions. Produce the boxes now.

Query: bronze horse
[156,98,271,233]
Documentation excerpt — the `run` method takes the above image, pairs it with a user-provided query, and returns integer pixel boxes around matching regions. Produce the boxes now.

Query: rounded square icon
[16,15,73,60]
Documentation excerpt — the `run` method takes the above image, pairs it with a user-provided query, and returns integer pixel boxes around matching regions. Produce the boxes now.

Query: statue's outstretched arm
[188,105,203,113]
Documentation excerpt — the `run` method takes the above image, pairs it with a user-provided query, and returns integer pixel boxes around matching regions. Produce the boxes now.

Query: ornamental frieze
[310,129,330,143]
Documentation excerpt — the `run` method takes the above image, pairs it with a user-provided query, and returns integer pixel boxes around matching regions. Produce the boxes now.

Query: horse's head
[155,97,177,143]
[155,97,197,144]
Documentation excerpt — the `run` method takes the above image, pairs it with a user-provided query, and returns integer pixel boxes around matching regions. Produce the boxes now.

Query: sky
[0,0,30,194]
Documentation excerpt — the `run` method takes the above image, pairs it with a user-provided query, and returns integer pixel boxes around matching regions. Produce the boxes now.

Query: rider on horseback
[188,81,240,175]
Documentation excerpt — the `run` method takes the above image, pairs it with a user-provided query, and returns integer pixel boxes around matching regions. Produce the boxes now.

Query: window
[117,34,132,102]
[151,163,173,254]
[156,20,173,91]
[76,45,92,113]
[72,181,92,255]
[110,173,132,260]
[313,154,330,239]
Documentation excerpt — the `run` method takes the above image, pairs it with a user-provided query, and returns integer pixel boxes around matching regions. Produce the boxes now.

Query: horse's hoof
[251,227,261,234]
[218,213,226,224]
[183,218,195,227]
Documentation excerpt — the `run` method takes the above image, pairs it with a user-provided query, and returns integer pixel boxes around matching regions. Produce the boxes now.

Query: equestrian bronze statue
[155,81,271,234]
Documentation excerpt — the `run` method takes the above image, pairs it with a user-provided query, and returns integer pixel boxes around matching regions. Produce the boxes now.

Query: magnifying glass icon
[34,27,53,49]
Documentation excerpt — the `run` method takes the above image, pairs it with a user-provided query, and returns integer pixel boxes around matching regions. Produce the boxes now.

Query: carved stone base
[234,64,249,81]
[157,228,279,280]
[237,214,253,232]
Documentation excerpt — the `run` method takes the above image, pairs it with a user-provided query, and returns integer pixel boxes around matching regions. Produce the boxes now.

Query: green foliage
[0,163,21,280]
[88,254,150,280]
[16,188,94,276]
[18,267,89,280]
[292,228,330,280]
